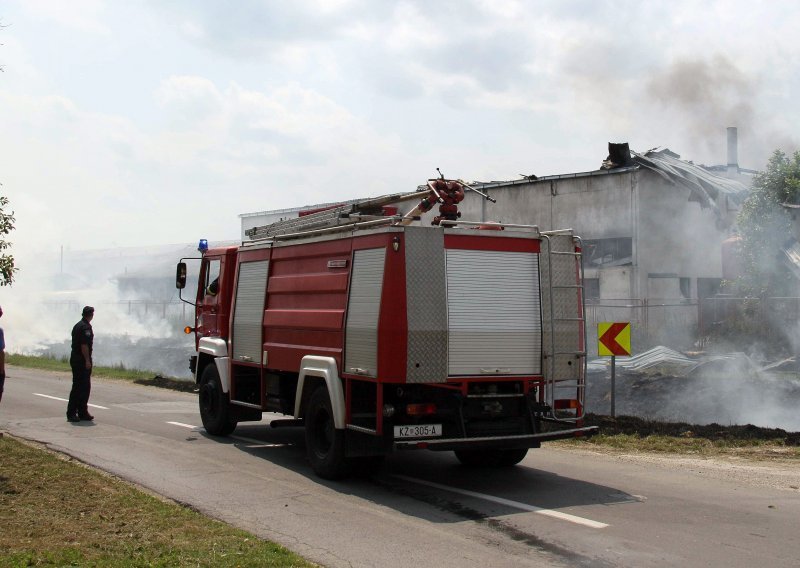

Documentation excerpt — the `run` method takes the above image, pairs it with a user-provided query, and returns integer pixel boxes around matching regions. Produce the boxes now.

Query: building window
[584,278,600,299]
[583,238,633,267]
[680,277,691,299]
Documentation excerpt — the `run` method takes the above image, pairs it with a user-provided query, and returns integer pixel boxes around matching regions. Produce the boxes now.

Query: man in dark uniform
[67,306,95,422]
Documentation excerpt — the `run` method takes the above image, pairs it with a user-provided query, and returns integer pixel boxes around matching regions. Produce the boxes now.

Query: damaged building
[456,136,751,352]
[239,130,753,354]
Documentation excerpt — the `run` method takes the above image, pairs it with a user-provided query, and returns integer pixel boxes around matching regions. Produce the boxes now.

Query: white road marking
[232,434,290,447]
[393,474,609,529]
[167,421,201,430]
[34,393,68,402]
[33,393,109,410]
[165,423,289,447]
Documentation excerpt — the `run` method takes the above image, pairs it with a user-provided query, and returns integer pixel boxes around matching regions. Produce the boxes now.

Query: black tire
[454,448,528,467]
[305,385,350,479]
[199,363,237,436]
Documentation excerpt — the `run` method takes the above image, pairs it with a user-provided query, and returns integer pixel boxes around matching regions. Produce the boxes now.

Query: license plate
[394,424,442,438]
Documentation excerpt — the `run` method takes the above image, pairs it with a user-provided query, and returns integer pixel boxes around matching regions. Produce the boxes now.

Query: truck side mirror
[176,262,187,289]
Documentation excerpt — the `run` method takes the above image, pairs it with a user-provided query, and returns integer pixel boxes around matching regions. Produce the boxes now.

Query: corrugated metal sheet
[232,260,269,363]
[781,238,800,280]
[446,249,542,375]
[633,149,749,223]
[344,248,386,377]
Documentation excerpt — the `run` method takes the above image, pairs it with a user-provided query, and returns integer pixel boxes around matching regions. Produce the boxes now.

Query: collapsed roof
[780,238,800,281]
[630,148,750,222]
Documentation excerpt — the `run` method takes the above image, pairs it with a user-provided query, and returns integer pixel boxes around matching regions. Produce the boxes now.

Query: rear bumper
[394,425,598,451]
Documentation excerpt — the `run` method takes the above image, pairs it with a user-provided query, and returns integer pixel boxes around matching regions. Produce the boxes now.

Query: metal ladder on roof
[243,189,431,241]
[539,232,588,423]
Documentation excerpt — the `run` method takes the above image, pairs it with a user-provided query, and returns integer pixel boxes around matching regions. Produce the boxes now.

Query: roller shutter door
[446,249,542,375]
[344,248,386,377]
[232,260,269,363]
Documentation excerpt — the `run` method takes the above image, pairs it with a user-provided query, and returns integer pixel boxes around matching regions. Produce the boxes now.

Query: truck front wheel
[199,363,237,436]
[454,448,528,467]
[305,385,349,479]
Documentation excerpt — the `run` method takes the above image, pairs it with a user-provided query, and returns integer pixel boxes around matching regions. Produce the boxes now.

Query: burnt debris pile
[586,346,800,433]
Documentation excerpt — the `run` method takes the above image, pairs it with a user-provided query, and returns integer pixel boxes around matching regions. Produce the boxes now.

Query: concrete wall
[458,170,635,237]
[635,176,728,301]
[455,168,738,350]
[601,266,633,299]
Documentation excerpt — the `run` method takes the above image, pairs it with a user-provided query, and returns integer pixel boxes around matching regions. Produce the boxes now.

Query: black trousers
[67,362,92,417]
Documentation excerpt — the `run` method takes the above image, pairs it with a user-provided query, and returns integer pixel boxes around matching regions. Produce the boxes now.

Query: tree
[736,149,800,297]
[0,25,13,285]
[0,194,16,285]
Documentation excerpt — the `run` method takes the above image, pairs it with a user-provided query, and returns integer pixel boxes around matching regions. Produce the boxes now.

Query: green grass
[7,354,196,391]
[0,436,315,568]
[7,353,155,382]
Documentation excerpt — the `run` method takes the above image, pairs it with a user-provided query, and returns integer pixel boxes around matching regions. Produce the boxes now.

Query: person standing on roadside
[67,306,95,423]
[0,305,5,404]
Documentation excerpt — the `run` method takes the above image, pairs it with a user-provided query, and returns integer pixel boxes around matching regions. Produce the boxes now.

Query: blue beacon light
[198,239,209,253]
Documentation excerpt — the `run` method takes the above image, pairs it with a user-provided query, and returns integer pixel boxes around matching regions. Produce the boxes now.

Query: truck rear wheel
[199,363,237,436]
[305,385,349,479]
[454,448,528,467]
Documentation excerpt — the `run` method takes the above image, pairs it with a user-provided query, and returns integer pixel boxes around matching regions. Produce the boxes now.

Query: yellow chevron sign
[597,322,631,356]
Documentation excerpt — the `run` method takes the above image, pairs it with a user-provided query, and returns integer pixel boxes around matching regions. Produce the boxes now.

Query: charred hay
[584,414,800,446]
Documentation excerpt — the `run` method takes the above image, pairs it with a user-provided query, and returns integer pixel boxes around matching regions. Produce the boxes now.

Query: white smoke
[2,241,201,378]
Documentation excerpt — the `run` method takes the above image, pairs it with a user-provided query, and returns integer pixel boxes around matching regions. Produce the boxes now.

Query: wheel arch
[197,337,230,392]
[294,356,345,429]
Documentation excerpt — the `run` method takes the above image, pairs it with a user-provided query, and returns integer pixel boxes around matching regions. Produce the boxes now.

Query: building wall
[635,176,728,301]
[458,170,636,238]
[239,167,739,351]
[455,168,738,351]
[601,267,633,298]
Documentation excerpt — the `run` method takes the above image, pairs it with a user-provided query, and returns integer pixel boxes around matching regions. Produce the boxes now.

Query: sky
[1,0,800,254]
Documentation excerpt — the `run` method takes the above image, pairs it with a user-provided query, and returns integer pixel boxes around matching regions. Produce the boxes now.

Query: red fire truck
[176,177,597,478]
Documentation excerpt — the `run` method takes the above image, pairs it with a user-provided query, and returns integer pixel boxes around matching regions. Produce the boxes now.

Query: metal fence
[586,296,800,354]
[585,298,700,355]
[698,296,800,337]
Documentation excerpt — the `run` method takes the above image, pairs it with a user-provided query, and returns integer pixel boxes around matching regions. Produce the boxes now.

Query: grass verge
[7,353,196,392]
[554,414,800,460]
[0,436,315,568]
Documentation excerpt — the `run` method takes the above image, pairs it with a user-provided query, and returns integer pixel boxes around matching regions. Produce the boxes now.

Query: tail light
[406,403,437,416]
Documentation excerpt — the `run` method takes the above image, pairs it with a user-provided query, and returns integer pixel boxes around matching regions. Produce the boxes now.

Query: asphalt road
[2,366,799,568]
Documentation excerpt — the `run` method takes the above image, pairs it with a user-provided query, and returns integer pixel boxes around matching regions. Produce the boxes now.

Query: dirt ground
[552,441,800,493]
[585,357,800,433]
[583,413,800,446]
